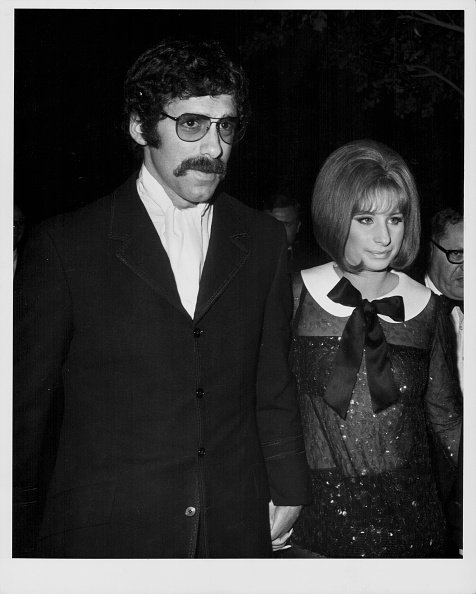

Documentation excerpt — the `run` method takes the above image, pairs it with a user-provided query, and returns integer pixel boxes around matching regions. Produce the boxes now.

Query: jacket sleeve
[255,230,311,506]
[13,222,73,556]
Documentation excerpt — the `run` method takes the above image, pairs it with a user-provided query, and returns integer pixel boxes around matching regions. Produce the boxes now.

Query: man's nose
[200,123,224,159]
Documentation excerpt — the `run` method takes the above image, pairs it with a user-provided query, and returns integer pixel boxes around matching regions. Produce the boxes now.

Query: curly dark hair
[124,38,250,148]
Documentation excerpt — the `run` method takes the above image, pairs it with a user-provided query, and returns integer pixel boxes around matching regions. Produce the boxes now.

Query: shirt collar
[139,163,210,216]
[424,274,442,295]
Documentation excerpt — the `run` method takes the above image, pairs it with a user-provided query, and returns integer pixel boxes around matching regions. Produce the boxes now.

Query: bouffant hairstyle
[124,38,250,148]
[311,139,421,272]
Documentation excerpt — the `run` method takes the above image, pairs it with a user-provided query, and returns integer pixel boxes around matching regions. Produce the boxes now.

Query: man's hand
[269,500,302,551]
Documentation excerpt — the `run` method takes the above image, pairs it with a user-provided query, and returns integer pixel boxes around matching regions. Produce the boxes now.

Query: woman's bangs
[356,184,407,215]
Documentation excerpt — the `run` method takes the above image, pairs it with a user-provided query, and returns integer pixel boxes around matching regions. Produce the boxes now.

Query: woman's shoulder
[301,262,352,318]
[388,271,433,322]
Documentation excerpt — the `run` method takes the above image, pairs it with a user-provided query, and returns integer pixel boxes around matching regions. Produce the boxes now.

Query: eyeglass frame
[431,239,464,264]
[160,111,246,145]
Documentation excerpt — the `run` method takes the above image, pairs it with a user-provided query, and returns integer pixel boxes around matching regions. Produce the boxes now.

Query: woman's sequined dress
[291,265,461,558]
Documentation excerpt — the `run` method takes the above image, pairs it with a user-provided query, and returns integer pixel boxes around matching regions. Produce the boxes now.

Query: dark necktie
[324,276,405,419]
[440,295,463,315]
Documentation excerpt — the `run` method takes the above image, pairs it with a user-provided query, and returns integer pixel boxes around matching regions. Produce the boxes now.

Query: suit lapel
[107,174,187,316]
[194,193,250,323]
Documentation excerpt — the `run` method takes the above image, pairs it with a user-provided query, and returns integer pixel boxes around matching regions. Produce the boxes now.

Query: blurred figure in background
[13,203,25,276]
[264,193,324,272]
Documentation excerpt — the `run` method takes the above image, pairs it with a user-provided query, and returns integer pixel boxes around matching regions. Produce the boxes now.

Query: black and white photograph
[2,2,475,593]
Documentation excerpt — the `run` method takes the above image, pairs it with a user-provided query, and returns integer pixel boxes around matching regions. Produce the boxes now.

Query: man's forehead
[443,221,464,244]
[165,94,237,115]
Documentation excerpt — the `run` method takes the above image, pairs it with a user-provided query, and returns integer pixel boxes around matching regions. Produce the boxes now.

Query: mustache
[173,157,227,177]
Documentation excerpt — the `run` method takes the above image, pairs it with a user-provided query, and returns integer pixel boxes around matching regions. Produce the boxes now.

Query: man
[425,208,464,391]
[264,193,324,272]
[13,39,310,558]
[425,208,464,557]
[264,194,301,248]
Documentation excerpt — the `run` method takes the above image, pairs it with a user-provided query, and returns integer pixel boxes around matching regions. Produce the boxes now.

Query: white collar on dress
[424,273,442,296]
[301,261,431,322]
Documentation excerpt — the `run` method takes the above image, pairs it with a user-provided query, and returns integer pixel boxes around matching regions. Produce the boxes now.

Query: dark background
[14,9,464,247]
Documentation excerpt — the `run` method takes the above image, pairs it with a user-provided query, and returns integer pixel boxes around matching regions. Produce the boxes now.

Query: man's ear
[129,114,147,146]
[429,240,435,259]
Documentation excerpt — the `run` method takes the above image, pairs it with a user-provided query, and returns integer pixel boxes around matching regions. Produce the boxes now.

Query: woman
[290,140,461,558]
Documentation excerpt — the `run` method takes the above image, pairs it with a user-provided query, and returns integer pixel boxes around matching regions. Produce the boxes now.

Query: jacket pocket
[39,481,116,539]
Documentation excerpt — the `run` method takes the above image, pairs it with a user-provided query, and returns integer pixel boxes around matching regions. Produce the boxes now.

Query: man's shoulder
[216,192,284,235]
[36,174,138,237]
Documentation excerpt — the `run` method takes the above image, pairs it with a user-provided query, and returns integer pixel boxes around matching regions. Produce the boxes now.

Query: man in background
[264,193,323,272]
[425,208,463,557]
[426,208,464,391]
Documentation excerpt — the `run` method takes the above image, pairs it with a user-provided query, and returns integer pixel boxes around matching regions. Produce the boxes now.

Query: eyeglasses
[431,239,464,264]
[161,112,245,145]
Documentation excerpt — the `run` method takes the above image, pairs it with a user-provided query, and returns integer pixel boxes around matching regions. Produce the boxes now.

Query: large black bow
[324,276,405,419]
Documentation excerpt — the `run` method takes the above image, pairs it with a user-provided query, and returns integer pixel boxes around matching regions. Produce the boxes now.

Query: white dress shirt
[136,163,213,317]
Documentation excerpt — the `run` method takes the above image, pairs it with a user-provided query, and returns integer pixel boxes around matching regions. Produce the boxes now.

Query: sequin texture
[291,284,462,558]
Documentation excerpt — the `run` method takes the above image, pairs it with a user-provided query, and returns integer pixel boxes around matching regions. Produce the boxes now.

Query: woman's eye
[356,217,373,225]
[389,216,404,225]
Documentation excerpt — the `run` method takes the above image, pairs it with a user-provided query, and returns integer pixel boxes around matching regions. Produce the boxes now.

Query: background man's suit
[13,173,310,558]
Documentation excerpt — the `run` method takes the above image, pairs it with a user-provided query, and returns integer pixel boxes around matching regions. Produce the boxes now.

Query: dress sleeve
[424,298,462,469]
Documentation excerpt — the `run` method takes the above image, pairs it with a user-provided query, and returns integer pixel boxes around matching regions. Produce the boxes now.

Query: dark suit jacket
[408,268,463,553]
[13,174,310,558]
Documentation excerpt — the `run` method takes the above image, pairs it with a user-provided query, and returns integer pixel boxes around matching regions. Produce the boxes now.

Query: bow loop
[323,276,404,419]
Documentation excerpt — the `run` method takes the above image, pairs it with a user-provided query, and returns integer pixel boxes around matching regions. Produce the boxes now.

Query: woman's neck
[337,267,399,301]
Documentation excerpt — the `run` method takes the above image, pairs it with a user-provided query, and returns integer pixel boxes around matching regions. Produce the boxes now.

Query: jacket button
[198,447,206,457]
[193,328,202,338]
[196,388,205,399]
[185,506,196,517]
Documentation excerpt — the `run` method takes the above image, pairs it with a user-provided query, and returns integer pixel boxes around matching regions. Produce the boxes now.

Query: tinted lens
[175,114,242,144]
[217,118,239,144]
[448,251,464,264]
[176,114,210,141]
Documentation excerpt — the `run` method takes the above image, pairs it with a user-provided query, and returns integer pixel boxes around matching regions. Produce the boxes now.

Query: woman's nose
[374,222,391,245]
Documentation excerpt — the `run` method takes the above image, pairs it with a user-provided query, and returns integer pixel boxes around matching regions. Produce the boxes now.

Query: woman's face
[344,190,405,272]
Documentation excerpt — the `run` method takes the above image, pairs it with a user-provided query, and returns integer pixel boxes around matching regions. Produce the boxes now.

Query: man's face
[428,221,464,300]
[268,206,301,246]
[130,95,235,209]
